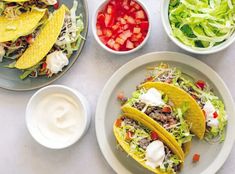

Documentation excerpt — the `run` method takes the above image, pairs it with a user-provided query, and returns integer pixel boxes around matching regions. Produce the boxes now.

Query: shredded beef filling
[133,102,178,128]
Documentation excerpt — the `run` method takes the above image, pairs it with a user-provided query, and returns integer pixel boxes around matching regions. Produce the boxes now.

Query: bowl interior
[96,52,235,174]
[92,0,151,55]
[161,0,235,54]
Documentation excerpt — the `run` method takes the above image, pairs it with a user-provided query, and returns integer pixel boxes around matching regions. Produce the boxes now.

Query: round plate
[0,0,88,91]
[95,52,235,174]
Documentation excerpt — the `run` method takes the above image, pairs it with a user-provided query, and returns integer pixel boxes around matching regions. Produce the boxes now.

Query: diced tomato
[113,43,121,51]
[126,16,135,24]
[161,106,172,113]
[119,30,132,41]
[104,13,112,27]
[192,154,200,163]
[146,76,154,82]
[213,111,218,119]
[97,12,105,26]
[26,35,34,44]
[42,62,47,70]
[135,10,145,19]
[107,5,114,14]
[115,118,122,127]
[53,2,59,9]
[96,0,149,52]
[125,131,132,141]
[117,91,125,100]
[122,24,128,30]
[140,21,149,31]
[107,38,115,48]
[133,27,141,33]
[116,37,125,45]
[120,17,126,25]
[150,131,158,140]
[196,80,206,90]
[126,40,134,49]
[99,36,109,45]
[97,28,103,36]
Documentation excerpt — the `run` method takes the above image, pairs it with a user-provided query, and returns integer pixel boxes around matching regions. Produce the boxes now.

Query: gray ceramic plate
[95,52,235,174]
[0,0,88,91]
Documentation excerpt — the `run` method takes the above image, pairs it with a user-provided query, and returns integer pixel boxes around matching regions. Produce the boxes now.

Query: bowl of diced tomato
[92,0,151,54]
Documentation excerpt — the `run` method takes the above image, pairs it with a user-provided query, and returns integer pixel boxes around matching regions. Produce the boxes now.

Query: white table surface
[0,0,234,173]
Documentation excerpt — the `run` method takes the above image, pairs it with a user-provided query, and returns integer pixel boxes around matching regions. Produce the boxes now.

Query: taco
[121,86,193,158]
[1,0,84,79]
[143,63,227,143]
[113,113,183,174]
[0,8,47,63]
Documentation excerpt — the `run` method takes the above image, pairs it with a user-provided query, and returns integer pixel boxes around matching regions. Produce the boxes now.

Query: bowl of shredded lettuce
[161,0,235,54]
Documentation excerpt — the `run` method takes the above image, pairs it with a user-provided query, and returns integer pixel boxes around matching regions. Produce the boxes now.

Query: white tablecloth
[0,0,234,173]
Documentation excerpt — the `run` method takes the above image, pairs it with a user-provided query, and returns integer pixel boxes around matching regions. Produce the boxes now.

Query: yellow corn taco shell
[0,9,46,42]
[113,113,183,174]
[122,104,185,159]
[15,5,68,70]
[140,82,206,139]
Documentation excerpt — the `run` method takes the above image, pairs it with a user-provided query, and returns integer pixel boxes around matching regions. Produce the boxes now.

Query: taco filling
[124,88,193,147]
[144,63,227,143]
[114,116,182,173]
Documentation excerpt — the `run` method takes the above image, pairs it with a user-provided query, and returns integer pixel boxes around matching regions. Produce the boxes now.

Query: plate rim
[95,51,235,174]
[0,0,89,91]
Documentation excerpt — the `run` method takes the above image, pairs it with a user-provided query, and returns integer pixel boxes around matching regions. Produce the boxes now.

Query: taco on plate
[113,113,183,174]
[143,63,227,143]
[1,0,84,80]
[121,84,194,158]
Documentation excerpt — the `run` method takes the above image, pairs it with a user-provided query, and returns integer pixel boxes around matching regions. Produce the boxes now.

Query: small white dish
[26,85,91,149]
[92,0,151,55]
[161,0,235,54]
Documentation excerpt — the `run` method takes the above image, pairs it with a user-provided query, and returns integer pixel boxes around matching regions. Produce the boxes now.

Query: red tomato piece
[53,2,59,9]
[192,154,200,163]
[161,106,172,113]
[119,30,132,41]
[115,118,122,127]
[135,10,145,19]
[133,27,141,33]
[140,21,149,31]
[150,131,158,140]
[213,111,218,119]
[104,13,113,27]
[107,5,114,14]
[113,43,121,51]
[97,12,105,26]
[107,38,115,48]
[196,80,206,90]
[126,16,135,24]
[116,37,125,45]
[97,28,103,36]
[99,36,109,45]
[26,35,34,44]
[126,40,134,49]
[125,131,132,141]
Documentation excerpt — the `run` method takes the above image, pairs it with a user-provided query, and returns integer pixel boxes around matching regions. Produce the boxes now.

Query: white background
[0,0,234,173]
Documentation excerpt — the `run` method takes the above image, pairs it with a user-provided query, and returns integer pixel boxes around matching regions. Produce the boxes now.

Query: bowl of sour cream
[26,85,91,149]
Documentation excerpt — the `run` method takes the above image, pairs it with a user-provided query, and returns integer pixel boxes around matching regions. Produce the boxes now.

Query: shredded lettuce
[169,0,235,48]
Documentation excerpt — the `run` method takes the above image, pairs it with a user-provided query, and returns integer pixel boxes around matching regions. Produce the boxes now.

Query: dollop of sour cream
[145,140,165,169]
[32,93,83,145]
[203,101,219,128]
[0,44,5,62]
[46,51,69,74]
[139,88,165,106]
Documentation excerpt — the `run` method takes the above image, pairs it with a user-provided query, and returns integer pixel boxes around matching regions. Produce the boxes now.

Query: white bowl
[26,85,91,149]
[92,0,151,55]
[161,0,235,54]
